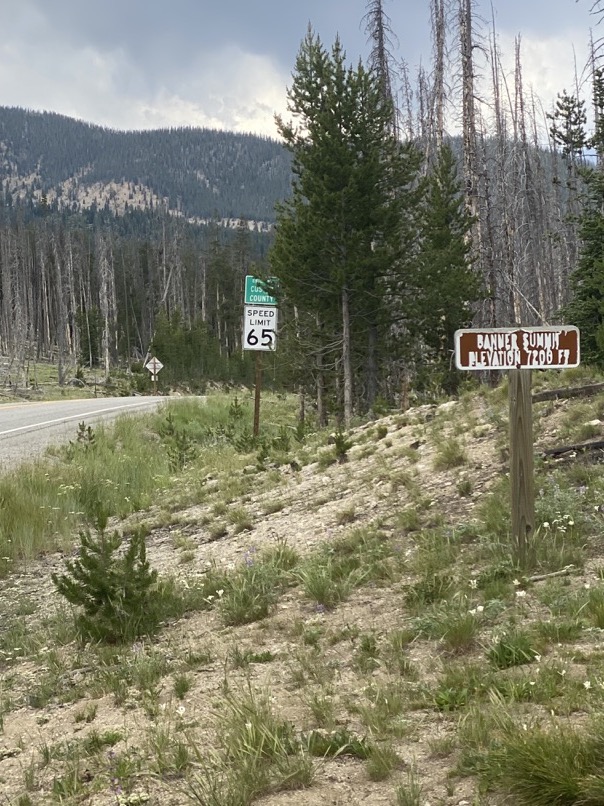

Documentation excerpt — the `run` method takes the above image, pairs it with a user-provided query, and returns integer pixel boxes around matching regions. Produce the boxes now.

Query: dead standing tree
[364,0,399,135]
[363,0,400,412]
[427,0,449,157]
[97,232,118,383]
[458,0,495,327]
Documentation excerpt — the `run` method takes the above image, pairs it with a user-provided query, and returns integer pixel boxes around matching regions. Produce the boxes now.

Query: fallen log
[526,565,574,583]
[541,439,604,458]
[532,382,604,403]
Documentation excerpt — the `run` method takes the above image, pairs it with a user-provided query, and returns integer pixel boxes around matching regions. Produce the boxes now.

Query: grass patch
[295,557,356,609]
[487,629,540,669]
[303,728,370,758]
[218,562,282,626]
[396,767,423,806]
[478,717,604,805]
[185,688,314,803]
[433,438,468,470]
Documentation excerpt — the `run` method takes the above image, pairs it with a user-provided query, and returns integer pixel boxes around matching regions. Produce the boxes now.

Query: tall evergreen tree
[548,91,588,161]
[561,70,604,365]
[271,29,422,423]
[406,144,480,390]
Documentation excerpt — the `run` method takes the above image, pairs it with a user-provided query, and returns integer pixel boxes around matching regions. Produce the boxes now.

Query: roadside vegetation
[0,392,298,573]
[3,372,604,803]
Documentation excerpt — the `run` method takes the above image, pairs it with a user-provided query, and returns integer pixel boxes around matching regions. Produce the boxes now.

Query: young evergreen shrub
[52,527,159,643]
[327,429,353,463]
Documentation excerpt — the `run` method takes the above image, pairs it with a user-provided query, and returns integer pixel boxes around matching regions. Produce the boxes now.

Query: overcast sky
[0,0,598,138]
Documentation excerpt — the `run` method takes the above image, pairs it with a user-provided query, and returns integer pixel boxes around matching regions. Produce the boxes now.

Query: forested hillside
[0,111,290,390]
[0,107,291,224]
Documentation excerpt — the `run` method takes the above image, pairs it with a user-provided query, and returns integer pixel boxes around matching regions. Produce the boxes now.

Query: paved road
[0,396,167,470]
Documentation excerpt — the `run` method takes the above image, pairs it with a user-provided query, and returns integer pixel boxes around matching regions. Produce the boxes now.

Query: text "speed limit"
[243,305,278,351]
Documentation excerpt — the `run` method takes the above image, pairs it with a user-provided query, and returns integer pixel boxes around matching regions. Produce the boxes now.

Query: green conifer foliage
[271,28,422,417]
[548,91,588,161]
[407,144,481,391]
[52,528,159,643]
[562,69,604,365]
[563,170,604,365]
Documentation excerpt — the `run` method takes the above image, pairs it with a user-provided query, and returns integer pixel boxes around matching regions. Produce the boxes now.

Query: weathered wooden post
[508,368,534,568]
[253,352,262,438]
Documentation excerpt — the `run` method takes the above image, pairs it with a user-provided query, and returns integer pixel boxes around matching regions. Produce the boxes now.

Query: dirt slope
[0,390,598,805]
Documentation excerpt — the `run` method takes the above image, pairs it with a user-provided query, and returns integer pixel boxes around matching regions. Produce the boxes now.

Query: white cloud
[129,47,290,136]
[0,7,289,137]
[0,0,592,144]
[494,31,591,131]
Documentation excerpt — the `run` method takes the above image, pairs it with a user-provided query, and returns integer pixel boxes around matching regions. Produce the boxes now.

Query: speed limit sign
[243,305,278,351]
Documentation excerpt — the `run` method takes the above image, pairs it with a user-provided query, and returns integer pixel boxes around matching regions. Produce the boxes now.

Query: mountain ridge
[0,106,291,225]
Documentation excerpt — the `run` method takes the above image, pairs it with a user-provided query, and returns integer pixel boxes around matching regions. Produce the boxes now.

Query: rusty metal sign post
[455,326,580,568]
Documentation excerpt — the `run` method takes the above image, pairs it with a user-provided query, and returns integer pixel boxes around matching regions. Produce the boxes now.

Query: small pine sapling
[329,429,353,463]
[52,527,158,643]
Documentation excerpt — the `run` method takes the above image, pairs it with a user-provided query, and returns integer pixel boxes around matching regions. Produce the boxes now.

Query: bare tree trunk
[479,132,498,329]
[459,0,488,322]
[97,233,117,382]
[514,40,548,323]
[490,27,517,323]
[66,234,79,361]
[200,258,207,323]
[316,313,327,427]
[341,287,353,427]
[399,60,416,140]
[548,129,571,312]
[51,236,67,385]
[216,284,222,355]
[38,247,52,357]
[431,0,447,150]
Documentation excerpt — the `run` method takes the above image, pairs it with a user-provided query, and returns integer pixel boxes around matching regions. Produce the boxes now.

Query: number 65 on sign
[243,305,278,351]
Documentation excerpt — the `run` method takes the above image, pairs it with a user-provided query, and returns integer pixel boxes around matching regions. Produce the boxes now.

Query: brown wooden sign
[454,326,580,371]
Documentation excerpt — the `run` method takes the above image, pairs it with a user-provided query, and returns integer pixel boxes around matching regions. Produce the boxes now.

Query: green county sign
[244,276,277,306]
